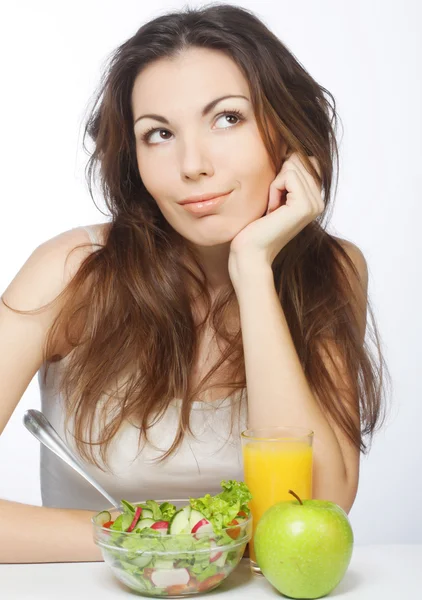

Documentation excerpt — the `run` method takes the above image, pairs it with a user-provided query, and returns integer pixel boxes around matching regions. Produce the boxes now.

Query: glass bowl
[92,498,252,597]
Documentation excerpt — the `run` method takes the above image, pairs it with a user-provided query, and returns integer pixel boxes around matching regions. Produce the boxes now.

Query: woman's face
[131,47,277,247]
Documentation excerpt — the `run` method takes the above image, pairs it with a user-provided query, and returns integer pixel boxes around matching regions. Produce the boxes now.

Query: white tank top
[38,225,248,510]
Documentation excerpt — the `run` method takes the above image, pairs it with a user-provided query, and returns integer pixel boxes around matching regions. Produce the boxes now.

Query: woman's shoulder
[332,235,368,287]
[39,222,111,266]
[50,222,110,250]
[79,222,111,247]
[1,223,111,361]
[34,223,108,276]
[331,236,369,341]
[3,223,111,313]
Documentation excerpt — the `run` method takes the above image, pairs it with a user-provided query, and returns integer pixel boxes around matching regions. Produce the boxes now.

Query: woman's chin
[188,235,233,248]
[178,226,237,248]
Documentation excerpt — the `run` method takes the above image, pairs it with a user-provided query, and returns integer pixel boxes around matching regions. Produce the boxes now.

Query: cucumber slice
[169,506,191,534]
[131,553,153,568]
[115,569,149,592]
[94,510,112,526]
[134,518,156,531]
[154,558,175,569]
[189,509,207,531]
[140,508,154,519]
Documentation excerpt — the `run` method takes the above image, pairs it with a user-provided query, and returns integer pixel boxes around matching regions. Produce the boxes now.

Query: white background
[0,0,421,544]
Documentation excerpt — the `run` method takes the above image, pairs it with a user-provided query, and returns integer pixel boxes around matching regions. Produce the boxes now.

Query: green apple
[254,490,353,599]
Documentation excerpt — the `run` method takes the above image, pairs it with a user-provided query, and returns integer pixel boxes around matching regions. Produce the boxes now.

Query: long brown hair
[4,3,390,470]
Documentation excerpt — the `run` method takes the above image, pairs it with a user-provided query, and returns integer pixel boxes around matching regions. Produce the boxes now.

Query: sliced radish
[213,550,229,567]
[193,523,215,540]
[189,509,207,531]
[209,539,223,562]
[150,568,190,588]
[191,518,211,534]
[150,520,170,535]
[126,507,143,532]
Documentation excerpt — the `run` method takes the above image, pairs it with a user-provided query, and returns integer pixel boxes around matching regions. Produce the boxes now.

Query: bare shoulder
[333,236,368,290]
[2,224,108,313]
[83,222,111,247]
[333,236,369,340]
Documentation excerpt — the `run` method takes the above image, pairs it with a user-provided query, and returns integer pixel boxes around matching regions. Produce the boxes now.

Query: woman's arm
[0,227,103,562]
[233,241,367,515]
[0,498,102,563]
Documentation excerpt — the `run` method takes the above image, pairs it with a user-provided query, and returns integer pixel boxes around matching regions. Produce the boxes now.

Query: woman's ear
[280,139,289,158]
[279,139,292,164]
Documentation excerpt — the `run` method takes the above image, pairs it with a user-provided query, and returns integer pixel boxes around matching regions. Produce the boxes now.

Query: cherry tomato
[103,520,114,528]
[166,584,190,595]
[166,574,197,594]
[226,518,241,540]
[197,573,226,592]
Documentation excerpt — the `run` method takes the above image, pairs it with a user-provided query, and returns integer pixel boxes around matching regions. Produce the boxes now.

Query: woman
[0,3,388,563]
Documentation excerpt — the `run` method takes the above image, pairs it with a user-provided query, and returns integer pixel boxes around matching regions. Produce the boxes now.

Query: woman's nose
[179,139,215,180]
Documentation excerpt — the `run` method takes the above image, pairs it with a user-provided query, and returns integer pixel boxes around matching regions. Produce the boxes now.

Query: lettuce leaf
[111,512,134,532]
[106,479,251,537]
[120,533,164,553]
[120,500,136,514]
[189,480,252,535]
[159,501,177,522]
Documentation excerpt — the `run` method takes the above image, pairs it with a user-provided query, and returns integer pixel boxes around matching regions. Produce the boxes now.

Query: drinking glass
[241,426,314,574]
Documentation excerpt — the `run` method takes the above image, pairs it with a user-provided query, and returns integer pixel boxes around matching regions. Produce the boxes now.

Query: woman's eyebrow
[133,94,250,128]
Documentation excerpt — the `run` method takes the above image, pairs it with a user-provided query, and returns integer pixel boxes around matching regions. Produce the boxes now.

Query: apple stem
[288,490,303,505]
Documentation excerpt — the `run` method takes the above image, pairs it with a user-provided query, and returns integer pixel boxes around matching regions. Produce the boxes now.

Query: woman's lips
[180,191,231,215]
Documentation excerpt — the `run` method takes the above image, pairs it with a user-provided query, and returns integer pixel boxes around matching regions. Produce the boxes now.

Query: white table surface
[1,545,421,599]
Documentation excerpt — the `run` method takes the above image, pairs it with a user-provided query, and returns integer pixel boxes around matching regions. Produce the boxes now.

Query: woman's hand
[228,152,323,281]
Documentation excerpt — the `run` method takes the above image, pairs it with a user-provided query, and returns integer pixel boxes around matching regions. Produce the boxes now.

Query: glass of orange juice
[241,426,314,574]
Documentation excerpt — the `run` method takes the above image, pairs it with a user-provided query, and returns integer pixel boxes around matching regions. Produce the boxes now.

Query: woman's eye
[214,111,244,129]
[140,110,245,144]
[142,129,172,144]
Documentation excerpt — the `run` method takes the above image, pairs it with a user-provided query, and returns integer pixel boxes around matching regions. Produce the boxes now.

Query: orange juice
[242,440,313,563]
